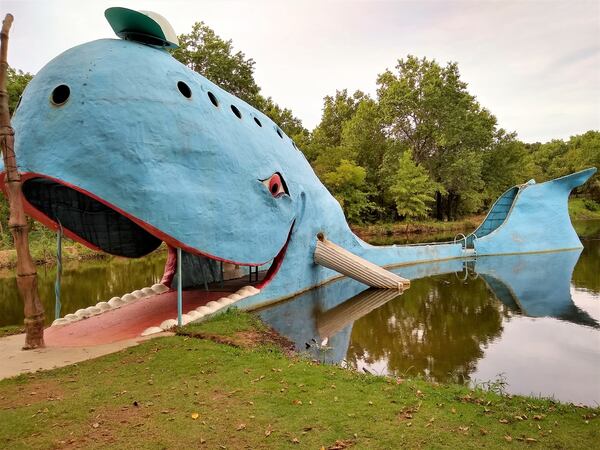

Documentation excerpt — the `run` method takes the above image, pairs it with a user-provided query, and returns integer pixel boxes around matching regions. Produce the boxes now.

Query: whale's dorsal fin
[105,7,179,49]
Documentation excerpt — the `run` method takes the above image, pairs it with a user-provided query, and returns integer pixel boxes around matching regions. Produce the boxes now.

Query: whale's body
[1,38,596,310]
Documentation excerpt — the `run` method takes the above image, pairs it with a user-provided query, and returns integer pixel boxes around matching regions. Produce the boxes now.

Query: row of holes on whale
[21,82,293,260]
[47,82,300,150]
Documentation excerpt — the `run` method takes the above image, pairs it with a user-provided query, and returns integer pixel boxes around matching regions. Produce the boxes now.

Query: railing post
[177,247,182,327]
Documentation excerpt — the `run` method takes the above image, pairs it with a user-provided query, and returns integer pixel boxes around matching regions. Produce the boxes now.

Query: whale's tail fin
[467,167,596,256]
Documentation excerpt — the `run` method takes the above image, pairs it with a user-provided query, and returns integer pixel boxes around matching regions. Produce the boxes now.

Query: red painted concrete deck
[44,290,224,347]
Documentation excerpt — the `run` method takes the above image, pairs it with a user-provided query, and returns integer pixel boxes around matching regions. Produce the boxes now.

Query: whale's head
[3,38,328,284]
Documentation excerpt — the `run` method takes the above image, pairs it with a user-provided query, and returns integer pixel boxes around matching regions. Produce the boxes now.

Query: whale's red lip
[0,172,293,289]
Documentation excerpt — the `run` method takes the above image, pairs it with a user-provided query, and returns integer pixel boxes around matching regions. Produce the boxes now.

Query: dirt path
[0,331,172,381]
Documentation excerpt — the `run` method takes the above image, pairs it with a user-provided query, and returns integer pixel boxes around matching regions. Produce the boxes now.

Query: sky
[3,0,599,142]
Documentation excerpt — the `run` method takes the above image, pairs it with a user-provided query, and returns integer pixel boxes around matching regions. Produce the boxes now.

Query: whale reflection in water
[257,248,597,366]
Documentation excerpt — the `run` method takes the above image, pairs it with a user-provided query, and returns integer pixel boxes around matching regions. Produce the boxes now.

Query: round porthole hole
[207,91,219,107]
[177,81,192,98]
[51,84,70,106]
[231,104,242,119]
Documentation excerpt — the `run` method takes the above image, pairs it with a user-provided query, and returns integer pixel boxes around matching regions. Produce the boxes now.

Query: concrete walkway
[0,332,171,381]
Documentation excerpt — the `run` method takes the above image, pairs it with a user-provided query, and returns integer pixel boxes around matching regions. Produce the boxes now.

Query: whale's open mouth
[10,174,292,290]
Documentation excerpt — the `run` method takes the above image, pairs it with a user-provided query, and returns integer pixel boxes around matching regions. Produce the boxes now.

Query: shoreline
[0,310,597,448]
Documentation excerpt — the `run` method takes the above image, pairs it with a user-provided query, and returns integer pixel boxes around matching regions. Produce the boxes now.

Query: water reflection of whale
[257,260,464,363]
[474,249,599,328]
[257,249,596,365]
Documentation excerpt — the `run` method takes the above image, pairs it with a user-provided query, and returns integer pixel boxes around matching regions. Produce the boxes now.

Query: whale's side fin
[314,234,410,289]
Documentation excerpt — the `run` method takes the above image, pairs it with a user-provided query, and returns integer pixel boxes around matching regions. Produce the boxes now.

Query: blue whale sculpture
[0,16,596,311]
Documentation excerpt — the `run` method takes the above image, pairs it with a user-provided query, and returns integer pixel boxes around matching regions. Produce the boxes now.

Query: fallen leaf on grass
[504,435,512,442]
[292,437,300,444]
[236,423,246,431]
[327,439,354,449]
[499,419,509,424]
[265,425,273,437]
[191,413,199,420]
[92,423,100,429]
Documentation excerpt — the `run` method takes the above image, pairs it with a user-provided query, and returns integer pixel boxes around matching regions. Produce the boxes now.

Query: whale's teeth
[151,283,169,294]
[131,290,145,299]
[141,287,155,296]
[217,297,235,306]
[187,310,201,320]
[85,306,102,316]
[195,306,212,316]
[159,319,178,330]
[226,293,243,301]
[51,318,70,327]
[141,326,164,336]
[237,285,260,296]
[181,314,194,325]
[96,301,111,311]
[121,293,136,303]
[75,308,91,319]
[108,297,124,308]
[64,313,78,321]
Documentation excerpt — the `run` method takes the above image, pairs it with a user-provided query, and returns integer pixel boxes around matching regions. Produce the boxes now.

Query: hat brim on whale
[105,7,179,49]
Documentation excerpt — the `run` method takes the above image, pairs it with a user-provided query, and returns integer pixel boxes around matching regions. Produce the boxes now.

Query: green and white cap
[105,7,179,49]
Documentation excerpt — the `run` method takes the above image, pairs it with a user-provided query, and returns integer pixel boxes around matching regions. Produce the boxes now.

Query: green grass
[569,198,600,220]
[182,308,268,336]
[0,325,24,338]
[0,312,597,449]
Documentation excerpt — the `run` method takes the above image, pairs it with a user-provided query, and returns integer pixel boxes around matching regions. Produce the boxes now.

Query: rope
[54,221,63,320]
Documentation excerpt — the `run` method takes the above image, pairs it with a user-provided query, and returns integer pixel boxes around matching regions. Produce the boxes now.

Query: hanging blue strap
[54,221,63,320]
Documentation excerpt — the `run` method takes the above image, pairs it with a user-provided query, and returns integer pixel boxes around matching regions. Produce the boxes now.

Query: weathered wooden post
[0,14,45,349]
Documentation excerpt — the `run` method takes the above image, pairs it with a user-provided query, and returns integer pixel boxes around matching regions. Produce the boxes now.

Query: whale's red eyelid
[261,173,289,198]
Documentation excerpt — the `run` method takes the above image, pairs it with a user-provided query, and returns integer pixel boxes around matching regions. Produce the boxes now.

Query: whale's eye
[51,84,70,106]
[177,81,192,98]
[262,173,289,198]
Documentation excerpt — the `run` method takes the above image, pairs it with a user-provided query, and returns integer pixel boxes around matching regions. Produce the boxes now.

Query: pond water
[258,220,600,406]
[0,221,598,405]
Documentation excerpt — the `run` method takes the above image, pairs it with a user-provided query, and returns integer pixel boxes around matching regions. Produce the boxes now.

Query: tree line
[3,22,599,231]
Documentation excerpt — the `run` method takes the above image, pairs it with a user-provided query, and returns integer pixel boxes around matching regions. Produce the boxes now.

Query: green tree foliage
[377,56,498,219]
[321,159,374,223]
[305,89,365,161]
[172,22,307,141]
[390,150,442,221]
[172,22,261,107]
[7,67,33,116]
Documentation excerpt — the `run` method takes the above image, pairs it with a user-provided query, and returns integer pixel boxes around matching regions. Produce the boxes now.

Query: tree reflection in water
[346,273,510,383]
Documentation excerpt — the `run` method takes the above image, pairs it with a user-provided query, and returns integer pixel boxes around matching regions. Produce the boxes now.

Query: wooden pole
[0,14,45,349]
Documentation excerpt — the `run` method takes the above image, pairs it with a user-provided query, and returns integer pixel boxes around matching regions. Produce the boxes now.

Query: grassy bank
[0,325,24,338]
[1,311,597,449]
[351,216,482,239]
[569,198,600,220]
